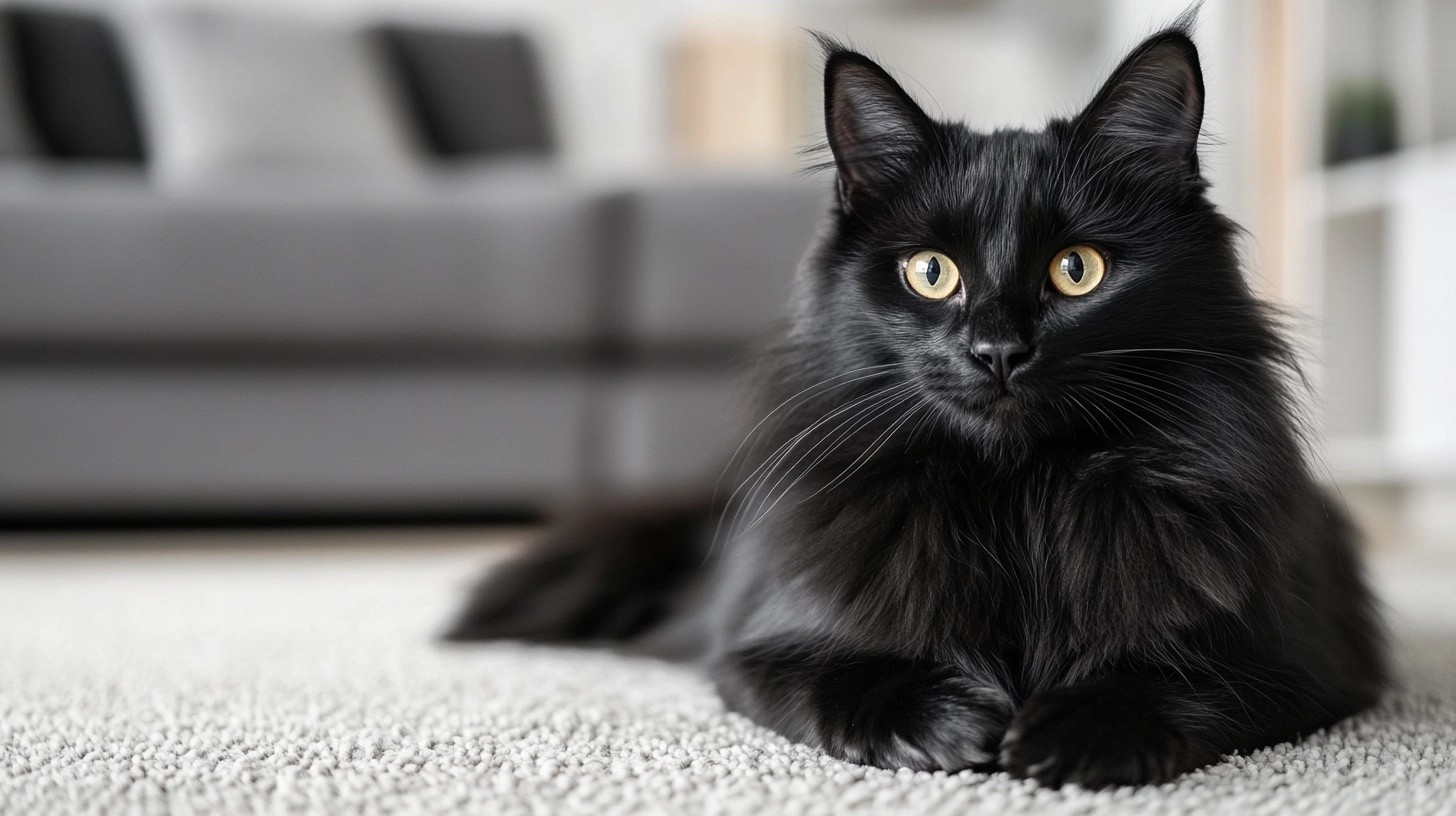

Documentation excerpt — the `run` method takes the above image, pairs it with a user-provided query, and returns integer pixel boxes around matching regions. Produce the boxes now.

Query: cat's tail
[440,493,720,659]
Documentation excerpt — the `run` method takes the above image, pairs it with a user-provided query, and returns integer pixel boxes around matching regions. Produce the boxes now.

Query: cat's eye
[1048,245,1107,296]
[904,250,960,300]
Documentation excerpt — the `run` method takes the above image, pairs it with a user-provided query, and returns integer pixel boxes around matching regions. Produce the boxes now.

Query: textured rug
[1,532,1453,815]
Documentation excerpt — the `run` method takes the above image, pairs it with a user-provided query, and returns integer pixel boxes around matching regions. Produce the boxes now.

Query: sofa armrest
[607,173,829,350]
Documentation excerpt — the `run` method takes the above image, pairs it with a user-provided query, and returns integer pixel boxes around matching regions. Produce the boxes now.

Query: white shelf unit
[1301,0,1456,548]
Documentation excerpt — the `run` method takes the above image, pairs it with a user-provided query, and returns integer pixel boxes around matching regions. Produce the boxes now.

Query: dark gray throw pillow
[377,26,553,159]
[0,13,36,157]
[5,7,146,161]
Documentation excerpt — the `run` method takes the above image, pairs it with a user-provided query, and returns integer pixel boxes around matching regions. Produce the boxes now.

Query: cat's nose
[971,341,1031,384]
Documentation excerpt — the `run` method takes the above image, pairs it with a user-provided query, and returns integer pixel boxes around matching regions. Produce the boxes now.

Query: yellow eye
[904,250,960,300]
[1048,245,1107,296]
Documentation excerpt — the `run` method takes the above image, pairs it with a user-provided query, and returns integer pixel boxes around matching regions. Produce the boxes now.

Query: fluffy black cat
[445,22,1386,789]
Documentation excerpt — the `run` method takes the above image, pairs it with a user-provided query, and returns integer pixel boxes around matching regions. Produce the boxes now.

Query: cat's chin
[932,390,1041,446]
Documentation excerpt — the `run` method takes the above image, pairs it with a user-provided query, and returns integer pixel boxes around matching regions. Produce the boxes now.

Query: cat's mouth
[925,383,1024,424]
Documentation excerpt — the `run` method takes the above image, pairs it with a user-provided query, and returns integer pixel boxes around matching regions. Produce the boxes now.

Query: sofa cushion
[0,176,603,346]
[4,7,146,161]
[0,365,593,515]
[125,8,416,185]
[378,26,553,159]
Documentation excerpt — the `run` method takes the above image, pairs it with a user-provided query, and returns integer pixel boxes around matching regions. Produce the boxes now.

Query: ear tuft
[1075,27,1205,175]
[818,36,932,212]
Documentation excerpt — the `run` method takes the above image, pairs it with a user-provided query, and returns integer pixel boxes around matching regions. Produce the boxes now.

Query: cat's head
[802,23,1286,451]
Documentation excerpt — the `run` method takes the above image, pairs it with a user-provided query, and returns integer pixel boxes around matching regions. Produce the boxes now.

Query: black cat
[446,20,1386,788]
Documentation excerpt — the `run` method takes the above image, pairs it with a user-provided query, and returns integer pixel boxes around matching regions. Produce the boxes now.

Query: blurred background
[0,0,1450,555]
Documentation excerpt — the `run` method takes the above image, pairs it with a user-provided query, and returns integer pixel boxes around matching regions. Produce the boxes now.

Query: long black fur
[445,21,1387,788]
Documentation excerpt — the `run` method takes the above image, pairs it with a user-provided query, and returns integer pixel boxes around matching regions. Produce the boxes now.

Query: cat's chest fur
[765,443,1252,683]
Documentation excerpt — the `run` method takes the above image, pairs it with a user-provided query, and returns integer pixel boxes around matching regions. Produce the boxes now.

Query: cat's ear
[821,41,933,212]
[1074,27,1204,175]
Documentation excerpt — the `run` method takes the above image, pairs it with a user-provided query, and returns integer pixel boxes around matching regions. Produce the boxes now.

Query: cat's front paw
[818,667,1013,772]
[999,682,1216,788]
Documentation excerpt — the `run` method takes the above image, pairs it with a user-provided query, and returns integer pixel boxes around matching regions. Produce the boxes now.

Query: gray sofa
[0,168,827,522]
[0,7,830,523]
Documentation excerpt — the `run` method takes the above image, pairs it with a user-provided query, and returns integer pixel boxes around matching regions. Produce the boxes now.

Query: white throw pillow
[125,8,419,187]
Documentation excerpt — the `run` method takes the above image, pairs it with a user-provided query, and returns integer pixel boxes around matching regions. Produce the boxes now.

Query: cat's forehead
[905,124,1065,229]
[951,125,1064,186]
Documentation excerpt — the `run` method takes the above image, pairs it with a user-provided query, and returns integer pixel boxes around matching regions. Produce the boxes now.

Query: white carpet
[2,531,1453,815]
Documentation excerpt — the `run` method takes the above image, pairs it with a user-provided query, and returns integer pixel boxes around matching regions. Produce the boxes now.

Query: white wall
[38,0,1258,210]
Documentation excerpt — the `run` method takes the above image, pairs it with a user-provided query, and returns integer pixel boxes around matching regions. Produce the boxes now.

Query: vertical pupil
[1062,252,1085,284]
[924,257,941,286]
